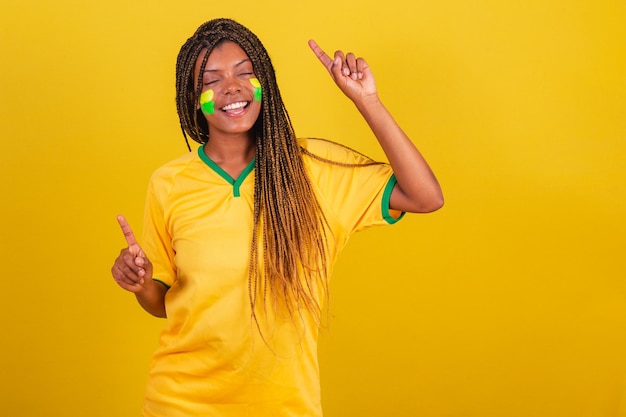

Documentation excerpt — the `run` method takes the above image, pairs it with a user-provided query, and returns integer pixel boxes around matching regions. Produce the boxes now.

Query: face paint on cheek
[250,78,262,102]
[199,89,215,115]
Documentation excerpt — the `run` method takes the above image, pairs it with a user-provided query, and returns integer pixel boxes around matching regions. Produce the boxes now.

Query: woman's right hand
[111,214,154,293]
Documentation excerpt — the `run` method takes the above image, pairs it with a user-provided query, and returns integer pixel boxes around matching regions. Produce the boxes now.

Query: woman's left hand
[308,39,377,104]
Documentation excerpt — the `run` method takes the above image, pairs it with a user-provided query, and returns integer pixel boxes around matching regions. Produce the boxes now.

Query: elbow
[421,183,445,213]
[415,194,444,213]
[404,188,444,213]
[391,184,444,213]
[429,196,445,212]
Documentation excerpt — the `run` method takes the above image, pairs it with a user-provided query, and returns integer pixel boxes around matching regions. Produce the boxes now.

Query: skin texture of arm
[308,40,443,213]
[133,278,168,318]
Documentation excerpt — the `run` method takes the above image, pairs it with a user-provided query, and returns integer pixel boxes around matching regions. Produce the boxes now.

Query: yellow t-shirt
[141,138,403,417]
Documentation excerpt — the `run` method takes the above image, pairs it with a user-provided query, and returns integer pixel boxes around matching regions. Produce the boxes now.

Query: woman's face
[193,41,262,139]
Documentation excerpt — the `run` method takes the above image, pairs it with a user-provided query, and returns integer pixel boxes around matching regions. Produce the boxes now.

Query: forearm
[355,94,443,213]
[134,279,168,318]
[307,41,443,212]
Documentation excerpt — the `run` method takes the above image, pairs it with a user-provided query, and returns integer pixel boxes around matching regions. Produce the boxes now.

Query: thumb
[134,252,153,279]
[330,54,344,79]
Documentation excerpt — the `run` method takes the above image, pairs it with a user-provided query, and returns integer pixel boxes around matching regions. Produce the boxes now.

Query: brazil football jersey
[140,138,403,417]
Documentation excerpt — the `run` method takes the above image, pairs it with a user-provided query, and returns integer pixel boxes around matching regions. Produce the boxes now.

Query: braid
[175,20,387,335]
[175,19,333,332]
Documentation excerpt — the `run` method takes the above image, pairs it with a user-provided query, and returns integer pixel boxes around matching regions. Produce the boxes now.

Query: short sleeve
[142,171,176,288]
[301,138,405,235]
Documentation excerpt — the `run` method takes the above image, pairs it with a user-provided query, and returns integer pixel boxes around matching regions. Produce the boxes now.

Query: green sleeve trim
[382,174,406,224]
[152,278,171,289]
[197,144,255,197]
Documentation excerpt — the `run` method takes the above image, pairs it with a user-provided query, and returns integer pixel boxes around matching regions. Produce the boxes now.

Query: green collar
[198,145,255,197]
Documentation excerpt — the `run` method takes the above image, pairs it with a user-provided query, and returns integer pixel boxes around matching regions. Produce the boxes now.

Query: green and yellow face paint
[199,89,215,115]
[250,78,262,102]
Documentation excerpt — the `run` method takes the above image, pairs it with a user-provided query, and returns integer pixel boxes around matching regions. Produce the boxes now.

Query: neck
[203,133,256,164]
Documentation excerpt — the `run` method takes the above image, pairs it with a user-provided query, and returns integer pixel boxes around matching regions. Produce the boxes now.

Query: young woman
[111,18,442,417]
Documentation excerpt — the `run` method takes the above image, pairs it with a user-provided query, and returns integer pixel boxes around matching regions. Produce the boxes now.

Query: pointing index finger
[308,39,334,70]
[117,214,138,247]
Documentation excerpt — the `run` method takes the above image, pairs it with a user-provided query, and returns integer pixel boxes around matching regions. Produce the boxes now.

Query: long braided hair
[175,18,335,331]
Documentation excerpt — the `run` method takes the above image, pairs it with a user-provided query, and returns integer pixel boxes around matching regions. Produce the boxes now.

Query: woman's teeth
[222,101,247,111]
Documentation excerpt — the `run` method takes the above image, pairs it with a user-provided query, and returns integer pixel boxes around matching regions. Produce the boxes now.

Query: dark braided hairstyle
[175,18,335,331]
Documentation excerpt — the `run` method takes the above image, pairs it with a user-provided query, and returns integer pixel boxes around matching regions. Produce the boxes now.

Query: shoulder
[150,150,199,183]
[298,137,376,165]
[146,150,200,199]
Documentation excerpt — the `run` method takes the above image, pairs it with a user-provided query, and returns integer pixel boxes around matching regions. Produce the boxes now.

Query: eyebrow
[204,59,252,73]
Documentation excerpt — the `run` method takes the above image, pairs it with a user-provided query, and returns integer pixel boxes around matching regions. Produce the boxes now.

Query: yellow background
[1,0,625,416]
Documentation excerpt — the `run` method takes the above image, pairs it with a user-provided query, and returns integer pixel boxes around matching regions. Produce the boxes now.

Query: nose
[222,77,242,95]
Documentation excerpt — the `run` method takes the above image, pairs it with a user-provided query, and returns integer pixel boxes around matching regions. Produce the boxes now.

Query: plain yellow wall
[1,0,625,416]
